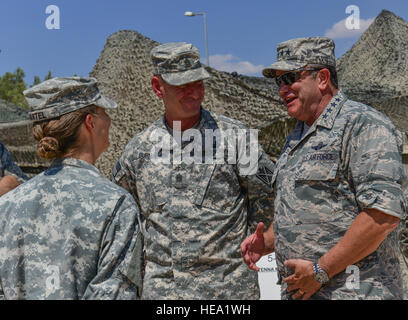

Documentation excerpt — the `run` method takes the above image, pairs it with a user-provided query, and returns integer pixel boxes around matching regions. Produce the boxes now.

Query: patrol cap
[151,42,210,86]
[262,37,336,78]
[24,77,117,122]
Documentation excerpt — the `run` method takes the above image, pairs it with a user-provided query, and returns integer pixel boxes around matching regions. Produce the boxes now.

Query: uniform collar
[280,90,347,155]
[315,90,347,129]
[49,157,101,175]
[153,108,217,152]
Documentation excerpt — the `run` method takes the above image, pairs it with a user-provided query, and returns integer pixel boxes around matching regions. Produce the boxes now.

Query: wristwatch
[313,262,330,284]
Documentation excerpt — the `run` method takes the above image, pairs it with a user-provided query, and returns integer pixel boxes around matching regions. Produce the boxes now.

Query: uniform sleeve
[235,129,275,232]
[82,194,144,300]
[0,142,29,184]
[111,153,140,206]
[398,187,408,257]
[0,280,4,300]
[349,122,407,219]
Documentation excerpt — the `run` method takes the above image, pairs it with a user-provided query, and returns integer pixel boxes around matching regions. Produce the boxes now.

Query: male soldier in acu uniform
[0,141,28,196]
[112,42,275,299]
[241,37,406,300]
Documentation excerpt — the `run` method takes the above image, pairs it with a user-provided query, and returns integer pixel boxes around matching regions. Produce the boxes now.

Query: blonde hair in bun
[38,137,60,159]
[32,105,98,160]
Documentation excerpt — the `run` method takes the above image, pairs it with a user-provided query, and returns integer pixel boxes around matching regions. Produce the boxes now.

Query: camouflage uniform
[272,90,405,299]
[398,186,408,299]
[112,107,275,299]
[0,77,143,300]
[398,138,408,299]
[0,157,143,300]
[398,235,408,300]
[0,141,28,184]
[112,42,275,299]
[263,37,406,300]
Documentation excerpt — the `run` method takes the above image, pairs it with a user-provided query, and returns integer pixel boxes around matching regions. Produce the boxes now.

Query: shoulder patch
[256,166,274,186]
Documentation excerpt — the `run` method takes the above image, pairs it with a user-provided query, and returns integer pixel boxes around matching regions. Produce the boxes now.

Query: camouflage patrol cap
[262,37,336,78]
[24,77,117,122]
[151,42,210,86]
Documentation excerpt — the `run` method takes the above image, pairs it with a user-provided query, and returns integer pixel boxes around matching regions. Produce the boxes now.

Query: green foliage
[32,76,41,86]
[0,68,53,108]
[0,67,29,108]
[44,71,52,81]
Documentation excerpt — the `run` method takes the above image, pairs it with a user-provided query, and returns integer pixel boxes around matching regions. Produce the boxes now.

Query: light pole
[184,11,209,67]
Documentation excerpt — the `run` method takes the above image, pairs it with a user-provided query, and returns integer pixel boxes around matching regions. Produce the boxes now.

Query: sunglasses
[275,68,321,87]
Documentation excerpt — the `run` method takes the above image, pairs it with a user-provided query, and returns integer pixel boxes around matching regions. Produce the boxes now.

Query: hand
[0,175,19,197]
[284,259,322,300]
[240,222,265,271]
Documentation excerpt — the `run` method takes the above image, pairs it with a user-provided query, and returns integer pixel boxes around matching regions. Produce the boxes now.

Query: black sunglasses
[275,68,321,87]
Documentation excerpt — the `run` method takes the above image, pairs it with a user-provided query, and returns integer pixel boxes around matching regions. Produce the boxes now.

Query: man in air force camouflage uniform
[0,77,143,299]
[242,37,406,299]
[111,42,275,299]
[0,141,28,196]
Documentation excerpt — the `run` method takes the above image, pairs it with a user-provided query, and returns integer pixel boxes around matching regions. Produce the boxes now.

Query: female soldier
[0,77,143,299]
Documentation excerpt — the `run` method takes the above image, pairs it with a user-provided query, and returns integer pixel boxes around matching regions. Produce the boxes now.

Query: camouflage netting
[337,10,408,99]
[1,9,407,179]
[0,99,29,123]
[336,9,408,175]
[337,10,408,134]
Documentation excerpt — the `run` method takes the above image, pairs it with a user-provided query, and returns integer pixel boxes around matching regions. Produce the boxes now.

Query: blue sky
[0,0,407,86]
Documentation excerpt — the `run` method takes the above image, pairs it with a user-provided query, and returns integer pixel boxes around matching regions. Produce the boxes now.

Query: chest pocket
[133,157,168,215]
[296,160,338,181]
[293,154,342,224]
[195,164,241,213]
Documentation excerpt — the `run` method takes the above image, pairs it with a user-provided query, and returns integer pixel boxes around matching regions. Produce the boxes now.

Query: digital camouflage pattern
[0,157,143,300]
[24,77,117,123]
[111,108,275,299]
[272,91,406,300]
[151,42,210,86]
[398,236,408,300]
[262,37,336,78]
[398,187,408,299]
[0,141,28,184]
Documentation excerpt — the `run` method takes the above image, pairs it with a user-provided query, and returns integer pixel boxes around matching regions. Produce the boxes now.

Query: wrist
[262,235,275,256]
[317,257,331,278]
[313,260,330,285]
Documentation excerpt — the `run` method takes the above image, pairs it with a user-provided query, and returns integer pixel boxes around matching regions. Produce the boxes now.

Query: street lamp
[184,11,209,67]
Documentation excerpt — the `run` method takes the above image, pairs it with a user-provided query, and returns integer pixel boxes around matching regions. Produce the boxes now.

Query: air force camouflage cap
[151,42,210,86]
[24,77,117,122]
[262,37,336,78]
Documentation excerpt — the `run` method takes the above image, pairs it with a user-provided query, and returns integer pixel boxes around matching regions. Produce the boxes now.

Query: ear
[317,68,330,91]
[151,76,164,99]
[84,114,95,131]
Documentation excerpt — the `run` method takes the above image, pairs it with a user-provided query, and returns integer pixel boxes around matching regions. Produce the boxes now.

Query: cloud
[324,17,375,39]
[206,54,264,75]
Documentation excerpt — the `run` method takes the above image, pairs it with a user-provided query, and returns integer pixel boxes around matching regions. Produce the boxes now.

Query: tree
[0,67,29,108]
[44,71,52,81]
[32,76,41,87]
[0,68,53,108]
